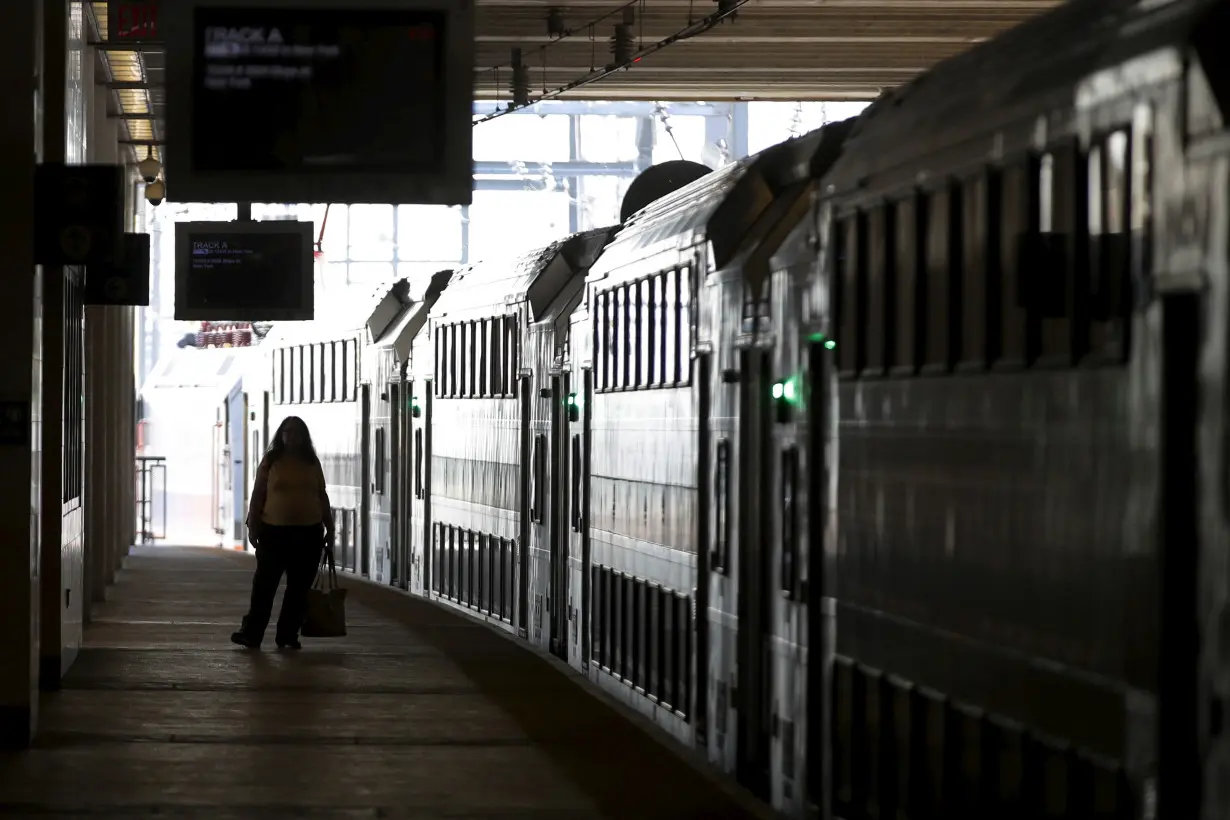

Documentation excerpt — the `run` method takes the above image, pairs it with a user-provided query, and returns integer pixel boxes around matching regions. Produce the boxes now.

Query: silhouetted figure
[231,416,336,650]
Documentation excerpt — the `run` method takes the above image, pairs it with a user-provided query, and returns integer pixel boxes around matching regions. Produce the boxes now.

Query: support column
[0,0,44,748]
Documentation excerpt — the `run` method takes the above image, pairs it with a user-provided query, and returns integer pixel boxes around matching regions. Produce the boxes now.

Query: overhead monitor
[163,0,474,206]
[174,220,314,321]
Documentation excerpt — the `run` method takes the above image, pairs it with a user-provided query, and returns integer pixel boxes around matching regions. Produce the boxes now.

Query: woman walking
[232,416,335,650]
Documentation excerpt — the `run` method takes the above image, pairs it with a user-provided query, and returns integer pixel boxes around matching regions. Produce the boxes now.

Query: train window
[492,317,506,396]
[614,285,628,389]
[657,272,669,387]
[836,212,862,377]
[960,172,993,369]
[999,160,1030,366]
[530,434,546,523]
[374,427,386,494]
[289,346,299,404]
[780,446,800,598]
[477,320,489,397]
[865,205,892,375]
[678,265,692,384]
[1036,141,1081,364]
[892,194,922,375]
[713,438,730,574]
[307,344,316,403]
[505,315,520,397]
[1087,130,1131,361]
[414,428,424,499]
[645,277,658,386]
[923,186,954,371]
[468,320,479,397]
[349,339,361,401]
[635,279,648,388]
[271,349,282,404]
[571,434,582,531]
[321,342,333,402]
[1132,104,1154,279]
[662,269,678,386]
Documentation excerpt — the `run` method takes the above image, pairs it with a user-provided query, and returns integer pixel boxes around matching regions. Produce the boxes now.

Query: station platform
[0,546,766,819]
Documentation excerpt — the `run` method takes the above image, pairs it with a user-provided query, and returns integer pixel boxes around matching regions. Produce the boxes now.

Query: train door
[389,380,402,587]
[518,373,532,637]
[416,385,432,597]
[805,338,834,820]
[548,372,569,660]
[569,367,593,672]
[736,347,774,800]
[694,351,713,746]
[360,384,372,577]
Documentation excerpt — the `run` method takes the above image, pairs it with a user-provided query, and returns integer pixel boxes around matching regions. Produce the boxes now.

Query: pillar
[0,0,44,747]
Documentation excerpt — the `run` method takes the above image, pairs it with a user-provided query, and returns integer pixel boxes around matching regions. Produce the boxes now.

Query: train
[214,1,1230,817]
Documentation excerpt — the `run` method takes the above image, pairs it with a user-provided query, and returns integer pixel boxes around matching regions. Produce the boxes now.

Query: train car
[412,230,613,643]
[715,120,856,816]
[818,0,1230,818]
[364,271,453,589]
[250,286,390,574]
[567,142,833,767]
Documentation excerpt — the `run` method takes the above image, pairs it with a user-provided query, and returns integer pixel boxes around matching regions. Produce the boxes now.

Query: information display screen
[174,221,313,321]
[190,7,445,174]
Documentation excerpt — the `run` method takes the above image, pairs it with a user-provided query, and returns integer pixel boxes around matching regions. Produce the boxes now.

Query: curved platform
[0,546,768,820]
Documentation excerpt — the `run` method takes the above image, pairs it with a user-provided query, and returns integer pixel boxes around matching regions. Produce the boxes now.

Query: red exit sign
[108,1,159,41]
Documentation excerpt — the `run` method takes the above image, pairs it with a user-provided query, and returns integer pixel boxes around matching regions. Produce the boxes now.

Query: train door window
[1087,129,1132,361]
[960,172,992,369]
[836,212,864,377]
[678,265,692,384]
[713,438,731,573]
[374,427,386,494]
[571,434,582,531]
[923,185,955,372]
[531,434,546,523]
[892,195,922,374]
[780,446,800,597]
[645,276,659,386]
[414,428,424,499]
[865,205,892,375]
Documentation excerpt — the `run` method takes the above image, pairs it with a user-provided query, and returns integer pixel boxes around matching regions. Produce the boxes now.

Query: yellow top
[256,456,327,526]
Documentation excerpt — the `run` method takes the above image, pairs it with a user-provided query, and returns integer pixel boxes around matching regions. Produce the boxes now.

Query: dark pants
[240,524,324,644]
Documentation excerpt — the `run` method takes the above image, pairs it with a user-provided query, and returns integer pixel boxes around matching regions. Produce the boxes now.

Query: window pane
[473,114,571,163]
[349,204,395,260]
[348,262,395,287]
[469,190,572,261]
[311,203,348,261]
[397,205,464,262]
[577,116,639,162]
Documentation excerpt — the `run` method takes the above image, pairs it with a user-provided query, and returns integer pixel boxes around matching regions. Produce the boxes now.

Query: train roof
[260,279,418,347]
[430,228,614,322]
[826,0,1229,190]
[375,270,454,364]
[733,119,856,296]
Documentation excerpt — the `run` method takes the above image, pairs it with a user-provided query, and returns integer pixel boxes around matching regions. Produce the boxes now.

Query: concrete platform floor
[0,546,768,819]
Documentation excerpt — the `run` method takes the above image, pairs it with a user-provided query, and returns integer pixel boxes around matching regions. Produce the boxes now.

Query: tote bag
[302,548,347,638]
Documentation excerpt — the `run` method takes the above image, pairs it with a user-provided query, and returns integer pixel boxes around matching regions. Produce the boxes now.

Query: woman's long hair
[266,416,321,467]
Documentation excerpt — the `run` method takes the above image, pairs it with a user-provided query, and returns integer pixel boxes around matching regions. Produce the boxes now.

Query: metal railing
[135,455,167,543]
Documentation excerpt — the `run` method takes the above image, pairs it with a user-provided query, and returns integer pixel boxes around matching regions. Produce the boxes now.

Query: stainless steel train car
[410,229,614,641]
[217,3,1230,815]
[816,1,1230,818]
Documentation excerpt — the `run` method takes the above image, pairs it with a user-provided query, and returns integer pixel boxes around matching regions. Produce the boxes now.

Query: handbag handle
[312,546,340,591]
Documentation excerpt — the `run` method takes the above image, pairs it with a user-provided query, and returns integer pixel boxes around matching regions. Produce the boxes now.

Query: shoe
[275,637,302,650]
[231,631,260,649]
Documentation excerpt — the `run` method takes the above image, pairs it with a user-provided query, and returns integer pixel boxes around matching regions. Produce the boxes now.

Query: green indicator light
[824,339,836,350]
[783,380,797,401]
[566,393,579,407]
[771,382,785,399]
[808,332,826,342]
